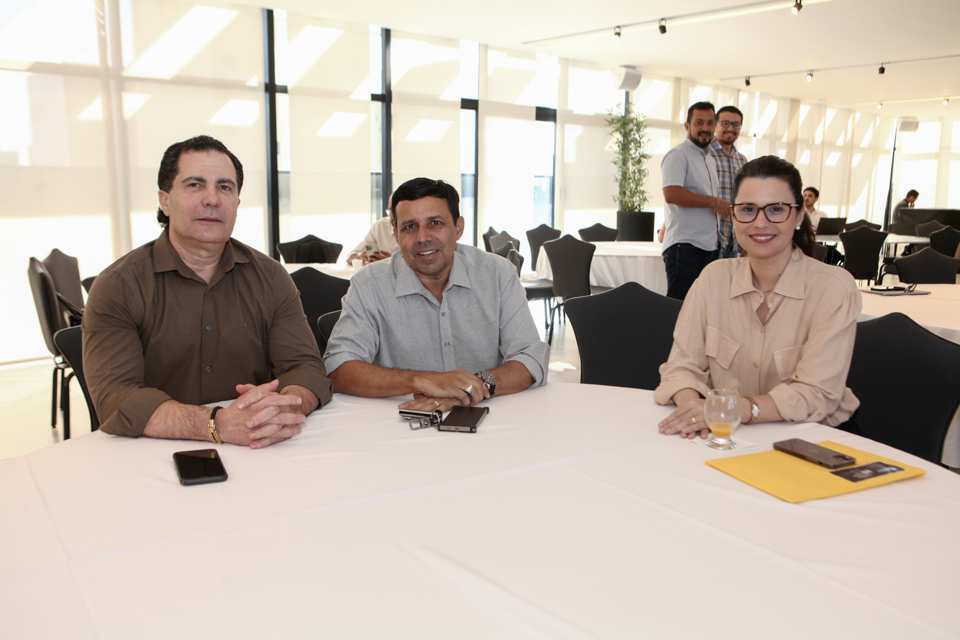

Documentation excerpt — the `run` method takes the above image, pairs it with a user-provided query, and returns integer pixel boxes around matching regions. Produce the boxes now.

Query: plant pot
[616,210,654,241]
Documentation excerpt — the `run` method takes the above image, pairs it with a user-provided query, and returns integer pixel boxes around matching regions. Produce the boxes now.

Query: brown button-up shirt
[82,231,333,437]
[654,247,861,426]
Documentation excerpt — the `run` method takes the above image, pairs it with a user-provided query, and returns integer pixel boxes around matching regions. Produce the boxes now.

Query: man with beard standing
[661,102,726,300]
[708,105,748,259]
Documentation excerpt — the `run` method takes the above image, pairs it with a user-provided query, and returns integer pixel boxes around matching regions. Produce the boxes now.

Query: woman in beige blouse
[655,156,861,439]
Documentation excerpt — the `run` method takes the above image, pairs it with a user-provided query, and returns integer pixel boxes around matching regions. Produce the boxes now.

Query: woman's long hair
[733,156,816,258]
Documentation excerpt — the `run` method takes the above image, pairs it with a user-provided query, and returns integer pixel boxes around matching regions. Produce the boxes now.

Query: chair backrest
[813,244,829,262]
[505,249,524,276]
[542,234,596,301]
[815,217,847,235]
[53,327,100,431]
[565,282,682,390]
[293,238,343,264]
[27,257,64,357]
[842,313,960,463]
[839,226,887,281]
[526,224,561,269]
[289,267,351,351]
[42,249,85,312]
[490,231,521,255]
[894,247,960,284]
[82,276,97,294]
[915,220,947,238]
[317,310,342,349]
[578,223,618,243]
[277,235,319,263]
[481,227,498,253]
[929,226,960,258]
[843,219,880,231]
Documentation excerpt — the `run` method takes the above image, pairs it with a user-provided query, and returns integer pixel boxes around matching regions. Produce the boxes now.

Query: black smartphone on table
[173,449,228,485]
[438,406,489,433]
[773,439,856,469]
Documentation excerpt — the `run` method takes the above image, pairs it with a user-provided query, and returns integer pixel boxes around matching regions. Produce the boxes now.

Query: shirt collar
[394,244,471,302]
[730,246,808,300]
[681,137,708,157]
[152,229,247,284]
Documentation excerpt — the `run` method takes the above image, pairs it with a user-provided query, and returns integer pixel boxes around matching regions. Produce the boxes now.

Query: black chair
[839,226,887,284]
[278,235,343,264]
[929,227,960,258]
[505,249,524,276]
[82,276,97,294]
[481,227,498,253]
[893,247,960,284]
[490,231,521,257]
[541,235,610,344]
[813,244,829,263]
[42,249,85,315]
[565,282,682,390]
[53,327,100,432]
[27,258,74,437]
[317,310,342,348]
[289,268,351,352]
[843,219,880,231]
[525,224,561,270]
[915,220,947,238]
[578,223,618,243]
[839,313,960,464]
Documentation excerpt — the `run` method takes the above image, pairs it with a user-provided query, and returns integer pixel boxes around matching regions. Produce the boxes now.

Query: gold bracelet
[208,406,223,444]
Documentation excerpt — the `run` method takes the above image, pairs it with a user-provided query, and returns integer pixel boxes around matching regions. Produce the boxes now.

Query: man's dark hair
[804,186,819,198]
[686,101,716,124]
[734,155,816,258]
[390,178,460,226]
[906,189,919,198]
[717,105,743,121]
[156,135,244,227]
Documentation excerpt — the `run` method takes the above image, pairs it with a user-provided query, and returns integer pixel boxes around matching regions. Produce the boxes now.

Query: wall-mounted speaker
[612,67,642,92]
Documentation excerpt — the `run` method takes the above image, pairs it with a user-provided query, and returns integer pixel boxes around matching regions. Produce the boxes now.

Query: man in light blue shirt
[661,101,725,300]
[324,178,549,413]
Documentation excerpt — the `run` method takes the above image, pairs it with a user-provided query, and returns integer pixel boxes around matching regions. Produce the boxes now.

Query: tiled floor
[0,302,582,462]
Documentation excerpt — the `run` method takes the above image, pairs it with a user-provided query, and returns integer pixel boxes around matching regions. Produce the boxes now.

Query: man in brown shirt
[82,135,332,448]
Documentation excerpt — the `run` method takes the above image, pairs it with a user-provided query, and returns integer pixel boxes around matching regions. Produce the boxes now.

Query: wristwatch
[743,397,759,425]
[474,370,497,397]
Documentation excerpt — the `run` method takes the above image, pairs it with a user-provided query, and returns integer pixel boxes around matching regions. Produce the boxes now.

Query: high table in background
[2,384,958,638]
[536,241,667,295]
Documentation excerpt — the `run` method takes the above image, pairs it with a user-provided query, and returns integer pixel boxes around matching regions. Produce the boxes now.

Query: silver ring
[465,385,473,395]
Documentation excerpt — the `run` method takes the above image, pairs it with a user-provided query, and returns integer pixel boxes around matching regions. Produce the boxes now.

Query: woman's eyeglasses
[731,203,799,223]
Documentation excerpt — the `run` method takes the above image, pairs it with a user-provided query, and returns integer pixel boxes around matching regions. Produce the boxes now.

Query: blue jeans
[663,243,718,301]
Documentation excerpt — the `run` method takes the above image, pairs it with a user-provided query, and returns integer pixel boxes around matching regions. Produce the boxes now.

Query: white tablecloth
[536,241,667,295]
[2,384,958,638]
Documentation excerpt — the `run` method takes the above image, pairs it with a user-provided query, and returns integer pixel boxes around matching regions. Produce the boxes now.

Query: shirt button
[444,342,450,346]
[205,366,212,372]
[206,325,212,331]
[441,312,445,317]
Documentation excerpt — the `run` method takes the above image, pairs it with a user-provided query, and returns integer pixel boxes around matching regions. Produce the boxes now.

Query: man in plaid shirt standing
[708,106,748,259]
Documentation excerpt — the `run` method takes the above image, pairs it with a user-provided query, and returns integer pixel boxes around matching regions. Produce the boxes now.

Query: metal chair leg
[62,371,73,440]
[51,367,59,428]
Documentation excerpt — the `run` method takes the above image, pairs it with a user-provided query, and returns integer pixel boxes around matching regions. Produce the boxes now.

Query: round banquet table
[536,241,668,295]
[2,384,958,639]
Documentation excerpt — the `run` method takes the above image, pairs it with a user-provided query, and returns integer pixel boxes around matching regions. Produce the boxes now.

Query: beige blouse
[654,247,861,426]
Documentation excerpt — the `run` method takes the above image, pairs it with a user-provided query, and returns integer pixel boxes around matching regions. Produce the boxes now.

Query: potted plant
[605,102,653,241]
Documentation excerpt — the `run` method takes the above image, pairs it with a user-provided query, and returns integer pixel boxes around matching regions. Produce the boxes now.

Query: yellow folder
[706,441,926,503]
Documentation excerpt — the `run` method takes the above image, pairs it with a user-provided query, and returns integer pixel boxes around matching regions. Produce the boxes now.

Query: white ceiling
[255,0,960,120]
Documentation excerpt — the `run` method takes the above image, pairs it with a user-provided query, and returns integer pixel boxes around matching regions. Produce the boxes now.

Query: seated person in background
[802,186,824,231]
[324,177,549,413]
[83,135,332,448]
[346,216,400,265]
[891,189,919,226]
[655,155,861,438]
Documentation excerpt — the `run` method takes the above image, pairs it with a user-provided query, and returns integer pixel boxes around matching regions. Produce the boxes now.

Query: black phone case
[174,450,229,485]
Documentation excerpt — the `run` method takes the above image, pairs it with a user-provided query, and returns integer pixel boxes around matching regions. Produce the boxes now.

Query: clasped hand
[217,379,305,448]
[398,369,488,413]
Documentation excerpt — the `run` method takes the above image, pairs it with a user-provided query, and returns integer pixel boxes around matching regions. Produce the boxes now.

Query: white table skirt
[536,241,668,295]
[2,384,958,638]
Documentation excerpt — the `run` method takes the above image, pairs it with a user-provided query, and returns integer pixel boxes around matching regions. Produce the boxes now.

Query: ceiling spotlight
[945,98,950,106]
[613,26,621,41]
[877,103,882,110]
[658,19,667,34]
[792,0,802,14]
[745,76,751,87]
[806,71,813,82]
[879,64,885,75]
